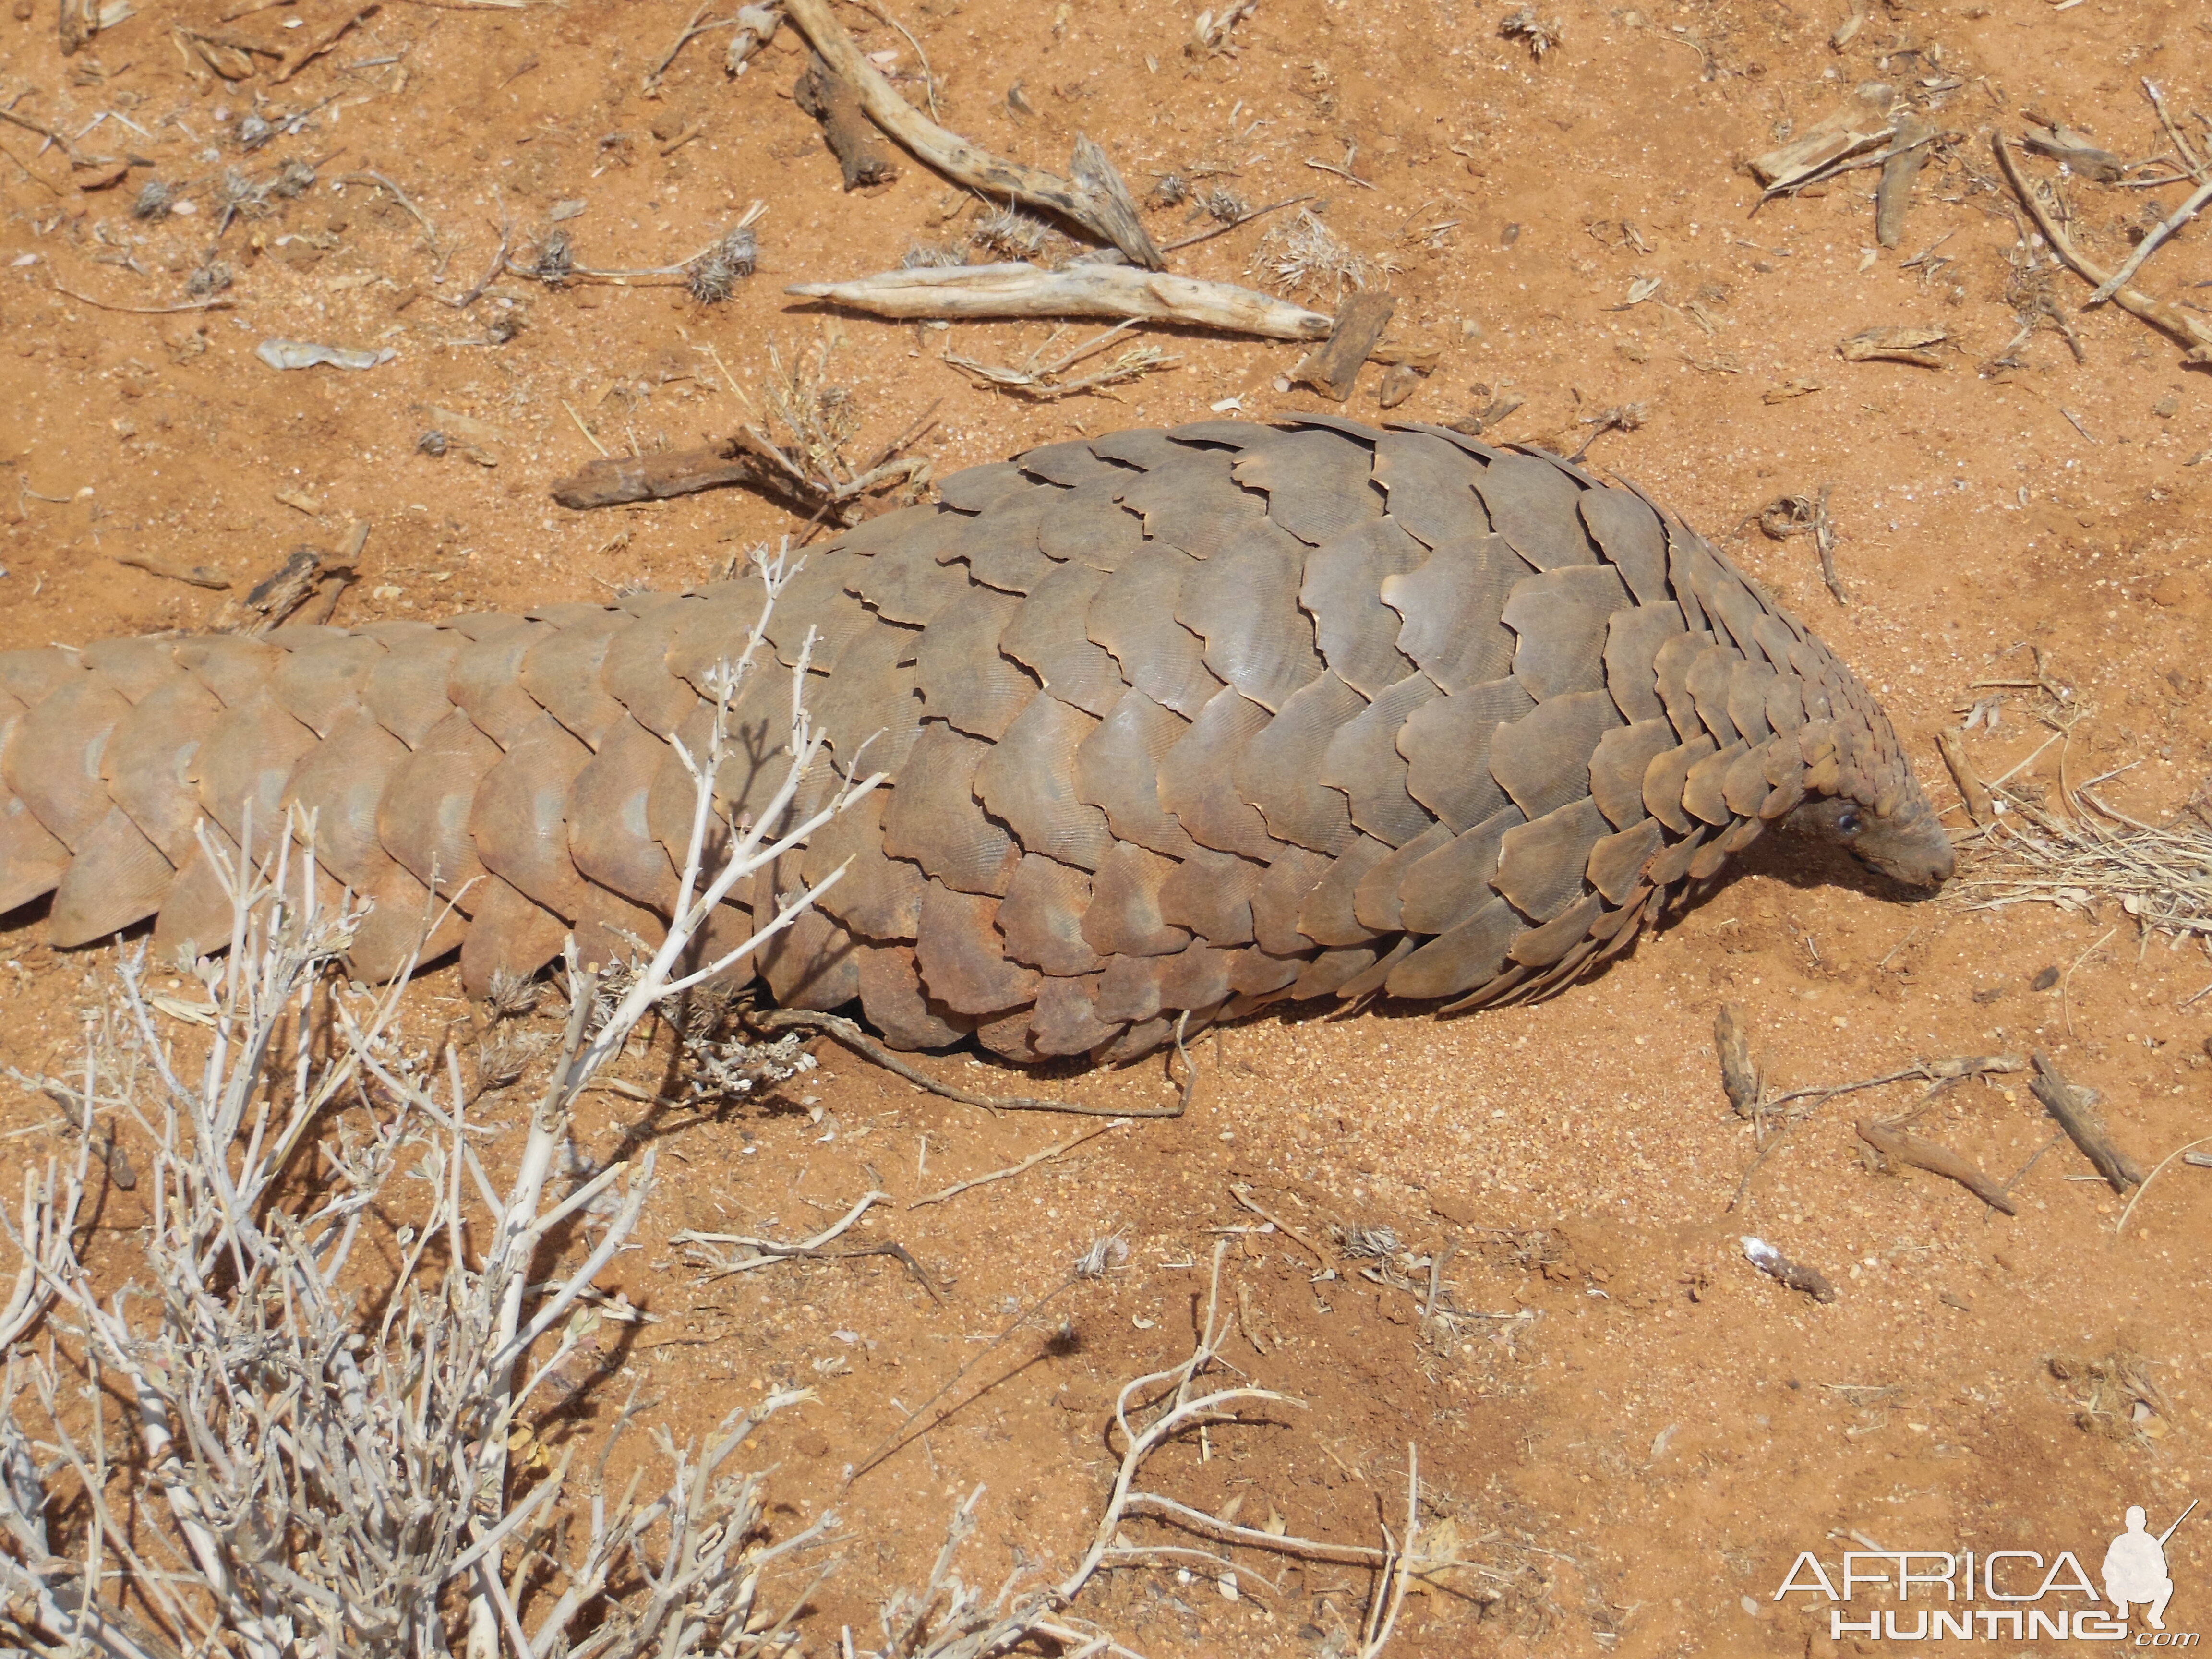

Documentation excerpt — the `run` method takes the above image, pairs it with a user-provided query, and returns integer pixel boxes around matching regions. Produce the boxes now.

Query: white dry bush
[0,549,870,1659]
[0,547,1433,1659]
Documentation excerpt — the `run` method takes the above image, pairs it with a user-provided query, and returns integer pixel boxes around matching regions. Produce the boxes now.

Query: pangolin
[0,417,1951,1063]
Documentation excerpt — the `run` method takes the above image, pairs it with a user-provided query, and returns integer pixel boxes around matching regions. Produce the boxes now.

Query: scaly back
[0,417,1941,1063]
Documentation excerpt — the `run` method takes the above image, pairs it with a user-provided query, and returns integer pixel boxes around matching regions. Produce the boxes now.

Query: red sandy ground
[2,0,2209,1653]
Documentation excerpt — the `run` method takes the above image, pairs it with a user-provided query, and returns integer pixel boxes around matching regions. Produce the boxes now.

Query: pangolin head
[1784,771,1954,888]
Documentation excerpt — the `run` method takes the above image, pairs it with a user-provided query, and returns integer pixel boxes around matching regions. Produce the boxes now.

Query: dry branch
[1294,291,1395,400]
[908,1120,1126,1208]
[1995,133,2212,363]
[787,260,1334,338]
[2029,1050,2145,1192]
[551,438,782,508]
[1856,1118,2017,1214]
[796,51,896,188]
[1936,729,1995,826]
[1714,1002,1762,1117]
[1750,102,1894,194]
[943,320,1181,400]
[780,0,1161,266]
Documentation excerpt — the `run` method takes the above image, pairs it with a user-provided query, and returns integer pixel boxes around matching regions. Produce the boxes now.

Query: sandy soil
[3,0,2210,1653]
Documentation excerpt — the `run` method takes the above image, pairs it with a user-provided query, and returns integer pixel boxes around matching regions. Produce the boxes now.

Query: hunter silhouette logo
[2106,1502,2193,1632]
[1772,1498,2198,1644]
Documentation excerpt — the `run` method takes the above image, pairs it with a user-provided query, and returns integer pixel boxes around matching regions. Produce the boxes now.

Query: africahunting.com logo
[1774,1501,2197,1644]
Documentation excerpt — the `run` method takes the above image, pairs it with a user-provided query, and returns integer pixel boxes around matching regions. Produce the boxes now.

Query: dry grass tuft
[1253,207,1372,298]
[1956,777,2212,950]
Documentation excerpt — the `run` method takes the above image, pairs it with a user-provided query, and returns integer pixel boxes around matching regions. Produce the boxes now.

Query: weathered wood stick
[786,261,1333,339]
[551,442,777,510]
[2029,1049,2145,1192]
[115,550,232,590]
[1293,291,1394,401]
[1935,730,1994,827]
[1995,134,2212,363]
[779,0,1162,268]
[1713,1002,1761,1117]
[1856,1118,2018,1215]
[795,52,895,189]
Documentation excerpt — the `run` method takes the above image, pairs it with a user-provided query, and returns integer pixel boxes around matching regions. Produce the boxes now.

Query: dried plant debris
[186,260,234,298]
[901,238,968,268]
[1855,1118,2017,1215]
[1195,184,1252,225]
[1958,774,2212,948]
[1147,171,1190,209]
[1996,135,2212,365]
[2048,1350,2176,1444]
[0,584,905,1659]
[1291,291,1395,401]
[1742,1236,1838,1302]
[1254,206,1371,298]
[1750,101,1894,194]
[514,205,765,299]
[1750,485,1847,605]
[1839,324,1949,367]
[1447,385,1527,436]
[685,223,759,303]
[131,177,177,219]
[1715,1003,1762,1117]
[591,964,817,1101]
[781,0,1163,267]
[944,321,1181,401]
[787,261,1335,340]
[2029,1049,2147,1194]
[1498,7,1563,59]
[1190,0,1258,55]
[2021,120,2128,183]
[529,226,577,285]
[555,341,932,519]
[1875,111,1935,248]
[971,203,1054,259]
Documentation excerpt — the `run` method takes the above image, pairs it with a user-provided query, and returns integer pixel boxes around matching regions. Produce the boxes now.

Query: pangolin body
[0,417,1950,1063]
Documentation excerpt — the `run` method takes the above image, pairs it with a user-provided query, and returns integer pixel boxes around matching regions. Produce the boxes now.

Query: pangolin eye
[1837,810,1862,835]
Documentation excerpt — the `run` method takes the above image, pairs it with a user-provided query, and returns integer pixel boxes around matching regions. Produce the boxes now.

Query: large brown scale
[0,416,1952,1064]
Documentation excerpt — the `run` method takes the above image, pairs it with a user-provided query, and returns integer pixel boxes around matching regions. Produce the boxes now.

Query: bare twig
[1228,1182,1339,1276]
[51,277,232,314]
[2029,1050,2146,1193]
[943,320,1181,401]
[1995,133,2212,363]
[1159,192,1314,253]
[1293,291,1395,400]
[1936,729,1995,826]
[338,168,444,260]
[788,260,1334,338]
[1714,1002,1762,1117]
[2087,177,2212,305]
[1856,1118,2017,1215]
[908,1120,1127,1208]
[2115,1132,2212,1236]
[780,0,1161,266]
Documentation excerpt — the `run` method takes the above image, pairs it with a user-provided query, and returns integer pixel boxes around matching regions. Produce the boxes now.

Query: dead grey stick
[2029,1049,2145,1191]
[2087,177,2212,305]
[779,0,1161,267]
[787,260,1334,338]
